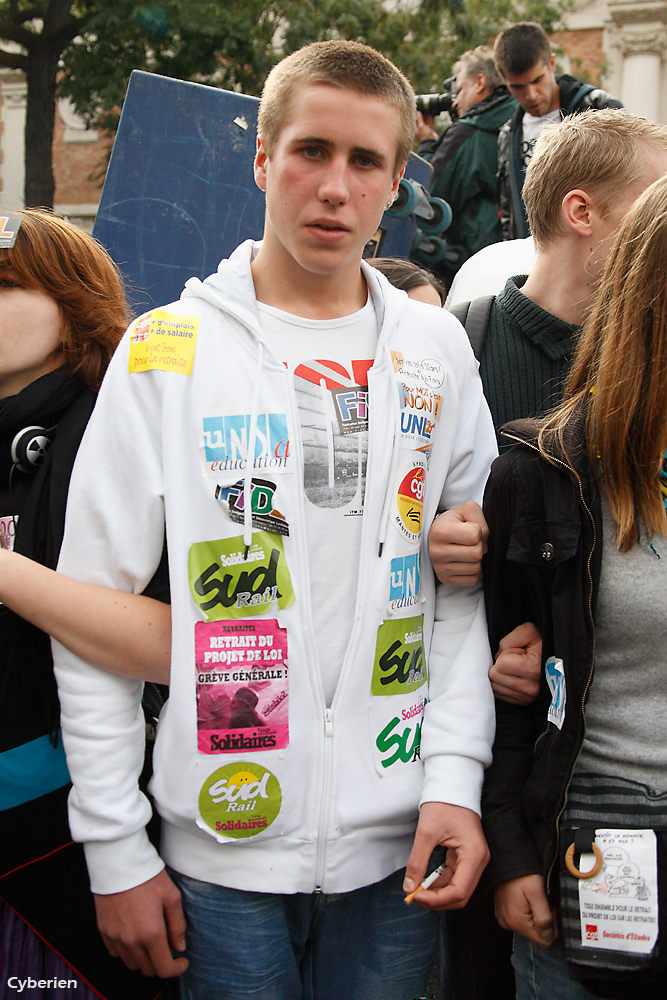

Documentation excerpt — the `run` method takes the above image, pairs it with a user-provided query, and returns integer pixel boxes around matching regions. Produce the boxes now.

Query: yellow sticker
[129,310,198,375]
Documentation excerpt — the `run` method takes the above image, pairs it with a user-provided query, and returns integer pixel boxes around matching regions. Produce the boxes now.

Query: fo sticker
[196,619,288,754]
[189,531,294,621]
[199,761,281,839]
[372,616,427,696]
[128,310,198,375]
[215,479,289,537]
[393,463,426,542]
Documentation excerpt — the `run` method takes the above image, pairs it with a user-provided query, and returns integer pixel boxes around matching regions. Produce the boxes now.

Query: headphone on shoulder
[10,425,56,475]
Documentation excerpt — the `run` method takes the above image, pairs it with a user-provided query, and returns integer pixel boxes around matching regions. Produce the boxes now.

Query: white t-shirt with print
[521,108,561,169]
[257,296,378,704]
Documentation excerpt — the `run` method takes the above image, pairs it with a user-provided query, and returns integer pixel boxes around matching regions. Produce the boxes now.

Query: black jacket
[481,415,602,895]
[497,75,623,240]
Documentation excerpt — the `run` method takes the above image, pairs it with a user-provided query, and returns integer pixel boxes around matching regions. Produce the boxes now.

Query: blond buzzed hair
[258,40,416,173]
[523,109,667,247]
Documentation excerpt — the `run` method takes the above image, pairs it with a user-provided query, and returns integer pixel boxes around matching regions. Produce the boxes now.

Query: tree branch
[0,20,36,47]
[0,47,27,69]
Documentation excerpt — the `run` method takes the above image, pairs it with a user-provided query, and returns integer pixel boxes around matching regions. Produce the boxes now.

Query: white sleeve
[420,319,497,815]
[52,331,167,893]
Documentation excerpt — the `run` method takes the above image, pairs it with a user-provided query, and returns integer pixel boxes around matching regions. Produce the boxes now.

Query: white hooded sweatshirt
[53,242,497,896]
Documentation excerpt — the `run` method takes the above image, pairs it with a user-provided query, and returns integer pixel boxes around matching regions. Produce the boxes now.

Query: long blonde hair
[538,173,667,551]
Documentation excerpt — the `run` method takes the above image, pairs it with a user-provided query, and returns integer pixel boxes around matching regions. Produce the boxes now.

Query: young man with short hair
[473,109,667,445]
[494,21,622,240]
[52,40,498,1000]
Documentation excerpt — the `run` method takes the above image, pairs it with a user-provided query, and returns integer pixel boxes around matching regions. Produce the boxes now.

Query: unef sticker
[199,761,282,839]
[399,386,442,454]
[388,552,422,614]
[372,616,427,696]
[369,692,425,774]
[128,310,198,375]
[393,462,426,543]
[189,531,294,621]
[215,479,289,537]
[196,619,288,754]
[0,214,23,248]
[200,411,292,478]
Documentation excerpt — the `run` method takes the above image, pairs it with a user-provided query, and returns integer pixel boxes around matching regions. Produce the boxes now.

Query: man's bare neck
[251,253,367,320]
[520,246,596,327]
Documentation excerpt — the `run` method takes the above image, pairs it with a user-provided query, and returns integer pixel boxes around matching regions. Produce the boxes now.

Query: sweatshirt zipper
[502,432,597,894]
[315,708,335,890]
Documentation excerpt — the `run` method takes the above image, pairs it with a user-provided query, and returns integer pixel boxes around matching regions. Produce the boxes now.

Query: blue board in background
[93,70,264,315]
[94,70,440,313]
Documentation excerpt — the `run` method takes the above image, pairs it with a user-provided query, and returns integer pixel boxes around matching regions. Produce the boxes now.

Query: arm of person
[480,450,547,885]
[494,874,557,948]
[428,500,488,586]
[52,323,171,902]
[490,621,542,705]
[0,546,171,682]
[415,109,438,143]
[403,801,489,910]
[94,870,188,978]
[407,317,498,908]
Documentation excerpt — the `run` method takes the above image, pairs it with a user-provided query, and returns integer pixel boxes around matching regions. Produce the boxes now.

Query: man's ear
[549,52,557,73]
[561,189,593,237]
[254,135,269,192]
[390,164,406,202]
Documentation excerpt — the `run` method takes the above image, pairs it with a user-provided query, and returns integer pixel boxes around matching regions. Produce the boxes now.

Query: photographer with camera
[416,47,516,278]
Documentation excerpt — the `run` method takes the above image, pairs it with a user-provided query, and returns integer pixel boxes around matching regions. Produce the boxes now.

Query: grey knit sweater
[479,275,579,447]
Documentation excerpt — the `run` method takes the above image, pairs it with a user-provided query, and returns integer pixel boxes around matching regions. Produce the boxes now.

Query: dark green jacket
[419,87,516,270]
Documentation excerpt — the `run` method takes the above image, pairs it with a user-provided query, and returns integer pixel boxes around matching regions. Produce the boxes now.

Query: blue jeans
[170,866,439,1000]
[513,934,601,1000]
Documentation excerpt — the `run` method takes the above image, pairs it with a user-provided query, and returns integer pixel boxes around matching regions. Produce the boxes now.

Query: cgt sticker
[200,411,292,478]
[129,309,198,375]
[215,479,289,536]
[198,761,282,839]
[369,693,425,774]
[189,531,294,621]
[393,462,426,543]
[372,616,427,696]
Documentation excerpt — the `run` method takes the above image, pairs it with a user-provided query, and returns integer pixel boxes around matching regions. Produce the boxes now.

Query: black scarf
[0,368,97,751]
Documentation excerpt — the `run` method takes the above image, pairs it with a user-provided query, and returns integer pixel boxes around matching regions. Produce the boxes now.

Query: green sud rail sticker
[199,761,282,839]
[372,615,427,696]
[189,531,294,621]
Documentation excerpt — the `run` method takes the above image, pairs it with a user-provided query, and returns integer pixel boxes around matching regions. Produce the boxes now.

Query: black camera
[415,77,456,117]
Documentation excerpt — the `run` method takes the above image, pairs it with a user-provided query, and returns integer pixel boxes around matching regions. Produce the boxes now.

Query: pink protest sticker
[195,619,288,754]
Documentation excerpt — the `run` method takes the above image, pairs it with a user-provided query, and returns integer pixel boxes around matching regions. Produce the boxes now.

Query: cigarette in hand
[404,863,448,904]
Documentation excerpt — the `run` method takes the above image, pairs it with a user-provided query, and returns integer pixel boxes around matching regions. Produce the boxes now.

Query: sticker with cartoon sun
[198,761,282,839]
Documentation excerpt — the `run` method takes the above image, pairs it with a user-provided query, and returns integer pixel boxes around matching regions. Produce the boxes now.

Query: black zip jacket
[480,415,603,894]
[497,75,623,240]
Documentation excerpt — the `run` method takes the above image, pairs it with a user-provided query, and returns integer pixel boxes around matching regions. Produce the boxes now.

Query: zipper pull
[324,708,333,737]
